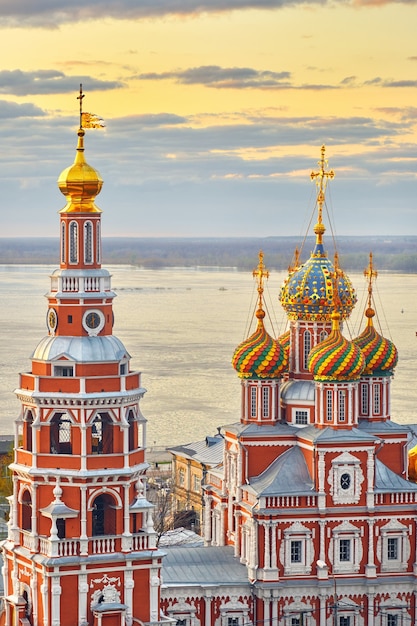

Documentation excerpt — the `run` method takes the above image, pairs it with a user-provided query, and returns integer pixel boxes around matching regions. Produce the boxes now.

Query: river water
[0,265,416,447]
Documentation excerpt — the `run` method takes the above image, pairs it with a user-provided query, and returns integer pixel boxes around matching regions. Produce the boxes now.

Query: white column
[78,573,88,626]
[149,568,160,622]
[41,577,49,626]
[205,592,212,626]
[264,522,270,569]
[51,575,61,626]
[271,522,277,569]
[124,567,134,625]
[80,485,88,555]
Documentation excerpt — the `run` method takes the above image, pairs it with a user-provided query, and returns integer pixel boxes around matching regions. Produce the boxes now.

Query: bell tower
[0,89,164,626]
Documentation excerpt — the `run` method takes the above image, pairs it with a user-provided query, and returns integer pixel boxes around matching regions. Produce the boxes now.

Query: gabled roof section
[297,424,379,444]
[168,435,224,467]
[224,421,298,438]
[375,458,417,493]
[248,446,315,497]
[161,545,248,586]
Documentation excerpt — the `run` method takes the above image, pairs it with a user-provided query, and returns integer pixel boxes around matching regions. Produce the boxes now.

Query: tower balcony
[21,529,156,558]
[19,372,141,395]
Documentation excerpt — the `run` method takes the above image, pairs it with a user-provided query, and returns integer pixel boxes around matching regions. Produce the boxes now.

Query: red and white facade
[163,150,417,626]
[0,125,166,626]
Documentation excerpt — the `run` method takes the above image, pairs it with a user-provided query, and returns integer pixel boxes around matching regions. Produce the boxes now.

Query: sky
[0,0,416,238]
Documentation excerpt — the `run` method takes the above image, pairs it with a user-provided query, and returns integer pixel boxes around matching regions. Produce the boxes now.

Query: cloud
[136,66,292,90]
[0,99,45,119]
[0,69,125,96]
[1,0,415,28]
[135,65,417,92]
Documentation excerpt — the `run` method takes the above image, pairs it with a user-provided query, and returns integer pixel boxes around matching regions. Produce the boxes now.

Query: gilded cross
[253,250,269,309]
[364,252,378,308]
[77,83,85,129]
[310,145,334,244]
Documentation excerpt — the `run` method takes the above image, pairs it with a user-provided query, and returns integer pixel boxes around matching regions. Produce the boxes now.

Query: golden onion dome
[58,128,103,213]
[307,310,365,381]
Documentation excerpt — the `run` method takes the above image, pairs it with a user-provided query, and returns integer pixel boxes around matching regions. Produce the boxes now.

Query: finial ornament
[77,83,85,129]
[310,145,334,244]
[364,252,378,310]
[253,250,269,314]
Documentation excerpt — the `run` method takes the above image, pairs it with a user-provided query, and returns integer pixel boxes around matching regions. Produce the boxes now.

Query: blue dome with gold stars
[279,244,356,322]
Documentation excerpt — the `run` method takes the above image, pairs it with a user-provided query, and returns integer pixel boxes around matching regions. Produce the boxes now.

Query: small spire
[77,83,85,130]
[364,252,378,325]
[288,247,300,273]
[310,145,334,244]
[253,250,269,318]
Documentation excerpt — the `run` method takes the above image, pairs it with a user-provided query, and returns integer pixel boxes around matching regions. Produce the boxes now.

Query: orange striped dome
[353,308,398,375]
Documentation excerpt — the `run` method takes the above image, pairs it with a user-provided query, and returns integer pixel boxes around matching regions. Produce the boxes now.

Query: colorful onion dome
[232,308,288,379]
[233,251,288,379]
[278,329,290,370]
[279,146,356,322]
[307,311,365,381]
[279,249,356,322]
[352,308,398,375]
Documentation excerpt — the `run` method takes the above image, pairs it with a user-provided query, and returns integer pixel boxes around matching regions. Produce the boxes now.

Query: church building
[1,95,416,626]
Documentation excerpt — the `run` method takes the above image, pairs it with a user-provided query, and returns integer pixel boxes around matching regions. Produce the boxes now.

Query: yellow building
[168,434,223,534]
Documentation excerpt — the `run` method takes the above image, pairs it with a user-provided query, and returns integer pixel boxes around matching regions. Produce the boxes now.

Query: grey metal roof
[375,458,417,493]
[248,446,314,496]
[281,379,315,402]
[32,335,130,362]
[358,420,411,434]
[224,421,297,437]
[168,436,224,467]
[297,425,379,444]
[161,546,248,587]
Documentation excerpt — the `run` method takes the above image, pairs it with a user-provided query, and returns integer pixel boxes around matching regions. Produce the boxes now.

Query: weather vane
[77,83,105,130]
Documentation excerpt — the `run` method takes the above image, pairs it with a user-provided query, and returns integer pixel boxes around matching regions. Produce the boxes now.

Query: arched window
[61,222,66,263]
[92,493,116,536]
[84,221,93,264]
[50,413,72,454]
[250,387,257,418]
[128,410,135,451]
[319,330,328,342]
[326,390,333,421]
[303,330,311,370]
[21,490,32,531]
[69,221,78,264]
[96,222,101,264]
[262,386,269,418]
[24,410,34,452]
[92,413,113,454]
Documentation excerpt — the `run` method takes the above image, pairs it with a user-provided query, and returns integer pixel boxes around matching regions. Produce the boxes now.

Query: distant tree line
[1,236,417,273]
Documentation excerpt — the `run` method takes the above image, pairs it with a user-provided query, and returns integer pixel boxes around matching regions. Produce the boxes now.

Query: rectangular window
[339,539,351,562]
[387,616,398,626]
[387,537,398,560]
[262,387,269,418]
[120,363,126,375]
[339,618,350,626]
[338,390,346,421]
[361,383,368,415]
[373,383,381,414]
[176,620,187,626]
[228,619,239,626]
[295,410,308,425]
[326,390,333,421]
[250,387,257,418]
[193,474,201,492]
[54,366,74,377]
[290,540,302,563]
[291,619,300,626]
[178,468,185,487]
[68,315,73,323]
